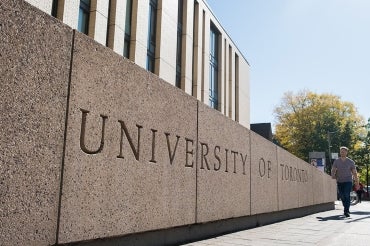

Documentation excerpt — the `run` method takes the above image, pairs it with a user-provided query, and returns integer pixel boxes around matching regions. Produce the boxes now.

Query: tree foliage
[273,90,365,168]
[352,119,370,185]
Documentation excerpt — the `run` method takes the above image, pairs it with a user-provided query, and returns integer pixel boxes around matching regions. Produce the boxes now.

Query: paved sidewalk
[182,201,370,246]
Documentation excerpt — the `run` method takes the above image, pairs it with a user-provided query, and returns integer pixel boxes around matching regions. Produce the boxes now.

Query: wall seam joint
[195,100,199,223]
[55,29,76,245]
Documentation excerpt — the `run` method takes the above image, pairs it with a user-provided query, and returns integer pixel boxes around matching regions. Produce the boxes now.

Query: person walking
[357,183,364,203]
[331,146,359,217]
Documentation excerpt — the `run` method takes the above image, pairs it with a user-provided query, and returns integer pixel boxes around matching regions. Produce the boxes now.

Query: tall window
[78,0,90,34]
[176,0,184,88]
[106,0,112,46]
[124,0,133,58]
[235,54,239,121]
[228,44,232,117]
[209,24,219,109]
[191,2,199,97]
[147,0,158,72]
[51,0,58,18]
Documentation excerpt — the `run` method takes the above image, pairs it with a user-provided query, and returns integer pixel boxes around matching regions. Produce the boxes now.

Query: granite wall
[0,0,337,245]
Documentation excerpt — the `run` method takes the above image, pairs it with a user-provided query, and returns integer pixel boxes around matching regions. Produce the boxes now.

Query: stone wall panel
[0,0,72,245]
[58,32,198,243]
[196,103,250,222]
[277,147,299,210]
[250,132,278,215]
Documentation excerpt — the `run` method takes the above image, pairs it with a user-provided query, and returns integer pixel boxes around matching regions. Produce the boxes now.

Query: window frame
[209,24,220,110]
[146,0,158,72]
[124,0,133,58]
[78,0,91,35]
[175,0,184,88]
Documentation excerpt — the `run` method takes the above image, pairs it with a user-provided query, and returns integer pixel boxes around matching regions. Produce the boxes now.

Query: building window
[147,0,158,72]
[228,44,232,117]
[124,0,133,58]
[235,54,239,121]
[106,0,112,47]
[78,0,90,35]
[209,24,219,110]
[51,0,58,18]
[191,2,200,97]
[176,0,184,88]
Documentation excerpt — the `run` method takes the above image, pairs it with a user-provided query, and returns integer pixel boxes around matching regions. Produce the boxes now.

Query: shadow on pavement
[346,215,370,223]
[317,210,370,222]
[316,215,344,221]
[350,211,370,215]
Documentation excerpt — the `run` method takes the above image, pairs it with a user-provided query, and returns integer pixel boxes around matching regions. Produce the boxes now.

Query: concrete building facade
[25,0,251,127]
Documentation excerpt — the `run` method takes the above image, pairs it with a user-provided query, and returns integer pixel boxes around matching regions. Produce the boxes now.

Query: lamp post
[367,163,369,198]
[367,153,369,198]
[327,131,336,173]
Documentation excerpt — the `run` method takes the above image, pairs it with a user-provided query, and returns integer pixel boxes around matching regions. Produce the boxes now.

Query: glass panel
[176,0,183,88]
[147,0,158,72]
[124,0,133,58]
[78,0,90,34]
[209,25,219,109]
[51,0,58,17]
[125,0,132,34]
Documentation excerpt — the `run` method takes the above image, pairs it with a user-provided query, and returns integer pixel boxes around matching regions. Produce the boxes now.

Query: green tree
[351,118,370,187]
[273,90,365,172]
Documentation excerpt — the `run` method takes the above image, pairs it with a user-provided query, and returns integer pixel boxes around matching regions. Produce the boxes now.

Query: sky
[206,0,370,130]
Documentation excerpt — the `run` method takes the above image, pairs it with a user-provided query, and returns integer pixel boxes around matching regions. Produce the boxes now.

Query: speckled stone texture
[327,177,337,202]
[277,147,300,210]
[250,131,278,215]
[57,32,198,243]
[297,159,313,207]
[314,168,337,204]
[0,0,72,245]
[313,168,326,204]
[196,103,250,223]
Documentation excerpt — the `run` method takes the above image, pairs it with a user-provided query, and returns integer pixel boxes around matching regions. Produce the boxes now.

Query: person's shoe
[344,212,350,217]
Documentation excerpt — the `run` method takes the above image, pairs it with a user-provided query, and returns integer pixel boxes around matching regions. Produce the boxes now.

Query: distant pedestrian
[356,183,364,203]
[331,146,359,217]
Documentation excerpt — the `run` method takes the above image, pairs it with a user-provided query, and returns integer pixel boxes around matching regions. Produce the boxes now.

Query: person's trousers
[337,181,352,213]
[357,191,363,202]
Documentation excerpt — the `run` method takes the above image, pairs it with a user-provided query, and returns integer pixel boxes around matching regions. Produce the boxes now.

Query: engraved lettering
[80,109,108,154]
[214,145,221,171]
[279,163,308,183]
[200,142,210,170]
[231,150,238,173]
[296,168,300,182]
[285,165,289,180]
[117,120,143,161]
[225,148,229,172]
[79,109,290,179]
[280,164,284,180]
[149,129,157,163]
[259,158,266,177]
[267,161,272,178]
[240,153,247,175]
[304,170,308,182]
[165,133,180,165]
[185,138,194,167]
